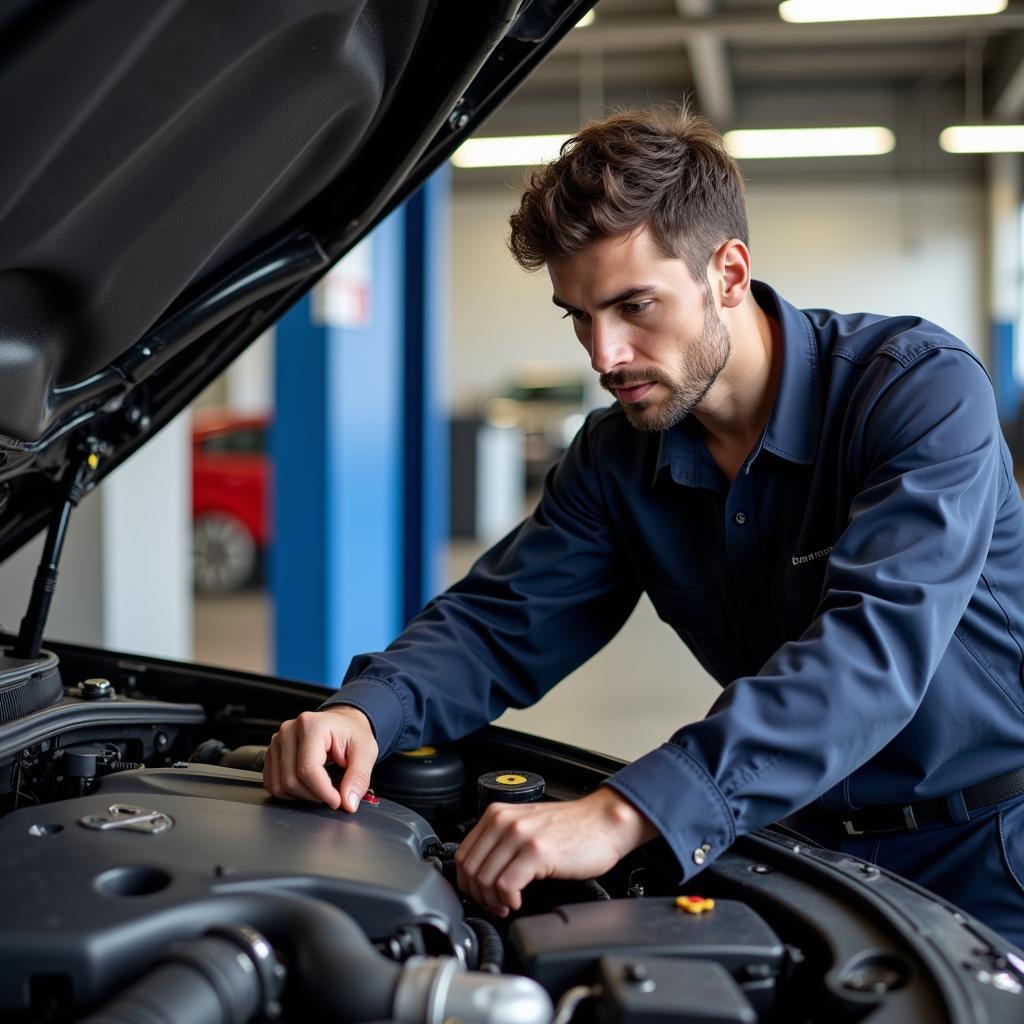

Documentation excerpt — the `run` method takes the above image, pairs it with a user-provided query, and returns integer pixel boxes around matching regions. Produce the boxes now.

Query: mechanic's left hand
[454,786,658,917]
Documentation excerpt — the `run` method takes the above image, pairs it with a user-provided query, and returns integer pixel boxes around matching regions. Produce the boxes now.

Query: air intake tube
[82,890,551,1024]
[80,923,283,1024]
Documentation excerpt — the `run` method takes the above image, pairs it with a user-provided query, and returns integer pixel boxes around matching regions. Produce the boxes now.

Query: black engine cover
[0,763,467,1010]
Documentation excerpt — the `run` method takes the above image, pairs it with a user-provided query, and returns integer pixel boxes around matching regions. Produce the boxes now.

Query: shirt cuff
[604,742,736,881]
[318,676,408,758]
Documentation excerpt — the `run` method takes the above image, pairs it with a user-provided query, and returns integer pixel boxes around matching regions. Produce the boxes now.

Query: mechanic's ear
[709,238,751,310]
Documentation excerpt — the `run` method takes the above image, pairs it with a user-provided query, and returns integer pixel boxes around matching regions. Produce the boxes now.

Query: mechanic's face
[548,225,730,432]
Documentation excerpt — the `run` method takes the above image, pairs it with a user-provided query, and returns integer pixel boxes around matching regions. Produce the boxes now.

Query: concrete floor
[194,540,723,763]
[194,590,270,677]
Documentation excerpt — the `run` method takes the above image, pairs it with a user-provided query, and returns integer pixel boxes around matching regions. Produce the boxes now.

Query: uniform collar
[652,280,821,486]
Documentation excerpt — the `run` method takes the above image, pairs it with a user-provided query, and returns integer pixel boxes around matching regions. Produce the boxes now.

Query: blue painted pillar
[403,165,450,620]
[988,153,1021,421]
[272,172,449,687]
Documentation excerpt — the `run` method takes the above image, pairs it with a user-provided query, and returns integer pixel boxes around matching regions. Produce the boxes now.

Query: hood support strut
[13,449,99,660]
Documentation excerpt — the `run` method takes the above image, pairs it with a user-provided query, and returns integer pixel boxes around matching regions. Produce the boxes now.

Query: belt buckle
[842,805,919,837]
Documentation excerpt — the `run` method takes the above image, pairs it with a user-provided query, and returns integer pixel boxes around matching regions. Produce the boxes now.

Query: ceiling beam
[526,53,690,88]
[731,45,965,80]
[527,46,965,87]
[991,31,1024,119]
[674,0,734,127]
[557,12,1024,51]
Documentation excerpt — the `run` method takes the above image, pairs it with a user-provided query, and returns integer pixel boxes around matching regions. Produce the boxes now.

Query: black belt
[838,765,1024,837]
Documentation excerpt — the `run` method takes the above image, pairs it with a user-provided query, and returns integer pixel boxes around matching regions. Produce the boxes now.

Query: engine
[1,651,1021,1024]
[0,764,473,1008]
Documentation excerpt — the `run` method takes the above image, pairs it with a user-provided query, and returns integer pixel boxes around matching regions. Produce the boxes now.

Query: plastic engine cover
[0,763,467,1010]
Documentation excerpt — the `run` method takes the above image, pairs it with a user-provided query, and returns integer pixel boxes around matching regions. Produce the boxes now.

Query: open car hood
[0,0,589,561]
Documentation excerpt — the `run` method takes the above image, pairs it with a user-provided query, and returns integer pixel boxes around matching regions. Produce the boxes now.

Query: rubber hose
[465,918,504,974]
[80,932,271,1024]
[123,890,401,1022]
[81,962,234,1024]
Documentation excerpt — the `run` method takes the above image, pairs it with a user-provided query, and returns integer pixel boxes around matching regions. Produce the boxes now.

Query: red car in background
[191,410,270,591]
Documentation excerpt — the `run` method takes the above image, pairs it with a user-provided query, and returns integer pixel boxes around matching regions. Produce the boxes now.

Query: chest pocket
[646,583,736,683]
[646,583,725,637]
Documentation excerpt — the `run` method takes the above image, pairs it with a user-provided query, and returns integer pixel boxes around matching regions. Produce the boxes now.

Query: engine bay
[1,642,1023,1024]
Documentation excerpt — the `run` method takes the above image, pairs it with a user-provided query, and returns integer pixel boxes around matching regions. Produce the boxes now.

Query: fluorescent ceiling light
[575,9,595,27]
[779,0,1006,22]
[940,124,1024,152]
[451,134,569,169]
[724,126,895,159]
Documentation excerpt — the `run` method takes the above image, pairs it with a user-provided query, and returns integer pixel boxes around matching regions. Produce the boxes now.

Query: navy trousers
[788,794,1024,949]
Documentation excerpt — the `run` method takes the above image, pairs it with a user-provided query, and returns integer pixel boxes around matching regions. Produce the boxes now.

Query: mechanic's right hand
[263,706,377,812]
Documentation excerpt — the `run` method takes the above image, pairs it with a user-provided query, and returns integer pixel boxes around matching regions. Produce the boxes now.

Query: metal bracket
[79,803,173,834]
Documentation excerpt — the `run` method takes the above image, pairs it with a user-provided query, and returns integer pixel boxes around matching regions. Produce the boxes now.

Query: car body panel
[192,412,270,548]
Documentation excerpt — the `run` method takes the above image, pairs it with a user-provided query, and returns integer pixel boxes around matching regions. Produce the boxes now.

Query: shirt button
[692,843,711,865]
[733,512,747,525]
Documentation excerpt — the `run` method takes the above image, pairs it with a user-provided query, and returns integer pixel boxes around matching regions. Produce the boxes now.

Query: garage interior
[8,4,1024,1019]
[3,0,1024,763]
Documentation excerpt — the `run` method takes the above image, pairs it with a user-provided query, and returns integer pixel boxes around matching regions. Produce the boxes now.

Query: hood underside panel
[0,0,588,564]
[0,0,430,445]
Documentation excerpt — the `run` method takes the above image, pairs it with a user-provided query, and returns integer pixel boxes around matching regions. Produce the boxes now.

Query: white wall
[449,180,988,408]
[745,182,986,358]
[101,411,192,658]
[0,489,105,644]
[450,190,587,409]
[0,411,192,662]
[225,330,275,413]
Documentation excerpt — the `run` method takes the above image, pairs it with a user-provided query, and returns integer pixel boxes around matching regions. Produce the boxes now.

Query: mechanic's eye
[622,301,651,315]
[561,309,587,322]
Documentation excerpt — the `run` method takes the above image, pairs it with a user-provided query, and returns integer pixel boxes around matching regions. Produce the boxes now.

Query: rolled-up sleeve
[321,411,642,757]
[606,346,1009,878]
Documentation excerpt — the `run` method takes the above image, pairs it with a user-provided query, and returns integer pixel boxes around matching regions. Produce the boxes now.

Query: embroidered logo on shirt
[791,545,833,567]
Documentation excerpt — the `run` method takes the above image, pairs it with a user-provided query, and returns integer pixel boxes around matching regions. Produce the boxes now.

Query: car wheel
[192,512,258,592]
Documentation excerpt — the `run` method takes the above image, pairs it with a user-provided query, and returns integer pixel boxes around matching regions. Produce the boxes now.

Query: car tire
[192,512,258,592]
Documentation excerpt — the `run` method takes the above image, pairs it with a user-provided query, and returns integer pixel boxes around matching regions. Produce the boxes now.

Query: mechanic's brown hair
[508,104,748,282]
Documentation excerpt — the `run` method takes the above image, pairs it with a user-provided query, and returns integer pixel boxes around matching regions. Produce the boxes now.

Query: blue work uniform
[326,281,1024,945]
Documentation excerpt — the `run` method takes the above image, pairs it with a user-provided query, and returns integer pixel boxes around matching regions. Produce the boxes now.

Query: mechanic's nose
[588,320,631,374]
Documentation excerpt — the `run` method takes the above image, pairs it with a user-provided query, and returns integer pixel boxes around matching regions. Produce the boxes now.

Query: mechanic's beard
[602,299,732,433]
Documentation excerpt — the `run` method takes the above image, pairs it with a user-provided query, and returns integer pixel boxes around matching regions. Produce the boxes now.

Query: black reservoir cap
[373,746,466,805]
[477,770,545,809]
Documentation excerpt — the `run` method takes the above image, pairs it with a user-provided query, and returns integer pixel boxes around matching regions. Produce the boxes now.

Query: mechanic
[264,106,1024,946]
